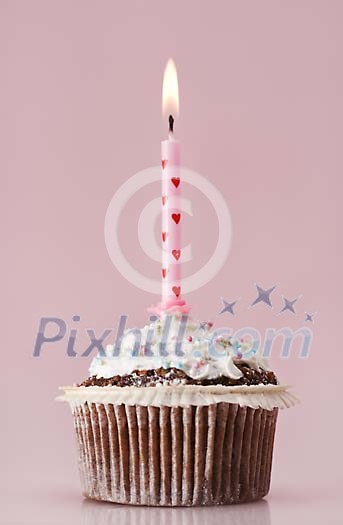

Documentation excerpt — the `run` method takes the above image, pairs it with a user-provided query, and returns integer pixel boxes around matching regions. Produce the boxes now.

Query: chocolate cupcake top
[80,364,278,388]
[83,312,276,388]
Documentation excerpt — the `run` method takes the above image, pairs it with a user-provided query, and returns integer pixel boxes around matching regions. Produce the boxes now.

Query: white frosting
[58,384,299,411]
[89,312,271,381]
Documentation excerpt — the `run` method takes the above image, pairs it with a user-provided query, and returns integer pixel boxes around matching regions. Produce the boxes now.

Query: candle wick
[169,114,174,134]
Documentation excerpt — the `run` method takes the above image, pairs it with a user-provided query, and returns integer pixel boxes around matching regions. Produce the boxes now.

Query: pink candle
[161,60,185,308]
[161,121,182,306]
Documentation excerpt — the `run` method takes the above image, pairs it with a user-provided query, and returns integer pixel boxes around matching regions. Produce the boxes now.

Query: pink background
[2,1,342,523]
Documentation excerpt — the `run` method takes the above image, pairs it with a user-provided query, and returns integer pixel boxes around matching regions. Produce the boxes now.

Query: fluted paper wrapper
[73,402,278,506]
[82,499,271,524]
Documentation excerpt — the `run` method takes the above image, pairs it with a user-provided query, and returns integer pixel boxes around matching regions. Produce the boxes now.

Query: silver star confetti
[250,284,276,308]
[219,298,238,315]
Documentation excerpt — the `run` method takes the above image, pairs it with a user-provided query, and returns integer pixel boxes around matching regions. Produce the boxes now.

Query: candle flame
[162,58,179,118]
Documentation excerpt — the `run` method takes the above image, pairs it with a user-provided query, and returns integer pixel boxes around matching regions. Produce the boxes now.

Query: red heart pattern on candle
[162,232,167,242]
[162,159,167,169]
[172,249,181,261]
[162,268,168,279]
[172,213,181,224]
[172,286,181,298]
[162,195,167,206]
[171,177,180,188]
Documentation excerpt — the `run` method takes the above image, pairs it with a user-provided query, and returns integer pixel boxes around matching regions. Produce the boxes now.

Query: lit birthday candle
[161,59,185,308]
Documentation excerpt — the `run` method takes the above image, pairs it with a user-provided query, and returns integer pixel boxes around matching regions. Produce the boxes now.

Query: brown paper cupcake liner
[82,498,271,524]
[73,402,278,506]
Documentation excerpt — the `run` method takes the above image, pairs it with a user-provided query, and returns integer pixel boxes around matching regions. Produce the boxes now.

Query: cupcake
[59,311,297,506]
